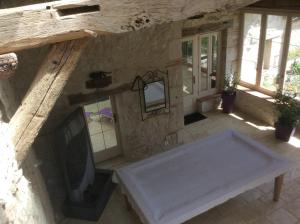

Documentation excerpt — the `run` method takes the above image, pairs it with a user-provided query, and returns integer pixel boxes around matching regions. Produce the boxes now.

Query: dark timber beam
[8,38,88,164]
[68,83,132,105]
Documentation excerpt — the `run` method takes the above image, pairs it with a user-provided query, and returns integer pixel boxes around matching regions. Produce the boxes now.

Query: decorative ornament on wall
[131,70,170,120]
[85,71,112,89]
[0,53,18,80]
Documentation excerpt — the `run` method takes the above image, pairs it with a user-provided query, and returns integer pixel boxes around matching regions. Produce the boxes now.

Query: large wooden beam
[0,0,259,54]
[8,38,88,164]
[68,83,132,105]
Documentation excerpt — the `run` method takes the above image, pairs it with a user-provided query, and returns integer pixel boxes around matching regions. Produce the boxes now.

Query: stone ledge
[237,85,275,103]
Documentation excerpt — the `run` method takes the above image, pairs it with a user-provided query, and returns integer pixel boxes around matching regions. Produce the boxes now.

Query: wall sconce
[85,71,112,89]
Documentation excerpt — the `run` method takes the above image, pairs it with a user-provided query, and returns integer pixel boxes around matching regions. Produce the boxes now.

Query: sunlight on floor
[288,136,300,148]
[229,112,300,149]
[245,121,275,131]
[229,113,244,121]
[229,113,275,131]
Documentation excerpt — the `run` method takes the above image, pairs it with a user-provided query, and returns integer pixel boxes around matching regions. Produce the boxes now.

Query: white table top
[116,130,292,224]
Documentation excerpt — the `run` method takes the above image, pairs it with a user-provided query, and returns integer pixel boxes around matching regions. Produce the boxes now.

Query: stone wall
[0,79,18,119]
[44,22,184,159]
[0,122,55,224]
[235,89,276,125]
[226,13,240,74]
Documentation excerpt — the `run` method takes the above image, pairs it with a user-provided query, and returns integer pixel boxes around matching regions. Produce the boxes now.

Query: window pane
[83,97,117,152]
[200,36,209,91]
[241,13,262,84]
[182,40,193,96]
[261,15,286,91]
[211,34,218,89]
[284,17,300,97]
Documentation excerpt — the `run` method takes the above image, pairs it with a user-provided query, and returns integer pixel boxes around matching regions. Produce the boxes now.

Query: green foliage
[223,72,240,93]
[285,61,300,95]
[288,47,300,60]
[291,61,300,76]
[274,90,300,127]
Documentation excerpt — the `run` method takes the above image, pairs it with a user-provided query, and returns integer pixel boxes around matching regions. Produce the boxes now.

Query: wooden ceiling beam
[0,0,258,55]
[8,38,88,165]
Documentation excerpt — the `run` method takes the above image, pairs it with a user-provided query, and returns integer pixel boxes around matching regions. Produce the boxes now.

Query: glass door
[182,32,220,115]
[199,33,219,97]
[83,96,121,163]
[182,36,199,115]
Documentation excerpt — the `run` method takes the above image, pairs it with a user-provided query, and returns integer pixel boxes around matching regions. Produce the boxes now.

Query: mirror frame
[143,79,167,113]
[138,70,170,120]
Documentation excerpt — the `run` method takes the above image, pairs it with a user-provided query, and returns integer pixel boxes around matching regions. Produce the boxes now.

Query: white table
[116,130,292,224]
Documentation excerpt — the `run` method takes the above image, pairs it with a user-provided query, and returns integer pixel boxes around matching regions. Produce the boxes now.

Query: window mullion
[278,16,292,91]
[256,14,267,88]
[237,13,245,77]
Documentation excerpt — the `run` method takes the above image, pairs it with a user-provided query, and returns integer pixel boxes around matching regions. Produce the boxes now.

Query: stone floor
[62,110,300,224]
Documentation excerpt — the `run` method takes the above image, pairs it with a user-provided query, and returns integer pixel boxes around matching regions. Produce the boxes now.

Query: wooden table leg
[123,195,132,211]
[273,175,284,202]
[123,195,143,223]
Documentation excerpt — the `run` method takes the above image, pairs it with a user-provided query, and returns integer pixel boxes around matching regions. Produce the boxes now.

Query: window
[261,15,286,91]
[284,17,300,96]
[83,97,117,152]
[240,12,300,97]
[182,40,194,96]
[211,34,219,89]
[200,36,209,91]
[241,13,262,85]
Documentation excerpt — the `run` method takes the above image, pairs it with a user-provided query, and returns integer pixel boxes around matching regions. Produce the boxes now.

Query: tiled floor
[62,110,300,224]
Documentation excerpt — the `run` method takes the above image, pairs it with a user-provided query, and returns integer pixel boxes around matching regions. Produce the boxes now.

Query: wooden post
[8,38,88,165]
[273,174,284,202]
[123,195,133,211]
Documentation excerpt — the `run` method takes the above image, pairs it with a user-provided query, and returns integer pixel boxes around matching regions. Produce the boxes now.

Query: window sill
[237,85,275,103]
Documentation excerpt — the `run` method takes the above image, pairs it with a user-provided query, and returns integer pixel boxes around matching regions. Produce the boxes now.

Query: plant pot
[274,122,296,142]
[221,91,236,114]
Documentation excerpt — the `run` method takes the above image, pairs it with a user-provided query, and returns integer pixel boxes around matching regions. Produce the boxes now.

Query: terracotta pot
[221,91,236,114]
[275,122,296,142]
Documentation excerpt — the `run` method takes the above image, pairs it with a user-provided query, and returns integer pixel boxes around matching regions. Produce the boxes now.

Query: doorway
[83,96,121,163]
[182,32,220,115]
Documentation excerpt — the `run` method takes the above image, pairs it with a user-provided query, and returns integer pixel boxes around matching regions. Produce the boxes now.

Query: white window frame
[238,8,299,96]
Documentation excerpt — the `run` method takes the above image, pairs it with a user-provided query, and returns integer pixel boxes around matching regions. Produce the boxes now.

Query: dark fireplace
[55,108,116,221]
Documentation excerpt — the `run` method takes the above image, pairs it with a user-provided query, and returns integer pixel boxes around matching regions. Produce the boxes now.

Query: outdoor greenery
[285,61,300,95]
[291,61,300,76]
[288,46,300,60]
[274,90,300,127]
[283,46,300,95]
[223,72,240,93]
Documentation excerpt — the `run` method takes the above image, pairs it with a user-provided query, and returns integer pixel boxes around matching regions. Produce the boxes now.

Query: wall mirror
[131,70,170,120]
[144,80,166,112]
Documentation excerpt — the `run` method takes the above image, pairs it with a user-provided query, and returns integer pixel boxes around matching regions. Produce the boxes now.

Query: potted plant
[221,72,240,113]
[274,91,300,142]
